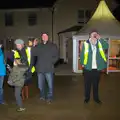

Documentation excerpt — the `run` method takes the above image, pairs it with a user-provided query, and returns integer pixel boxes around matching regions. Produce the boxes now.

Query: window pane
[85,10,92,18]
[78,9,85,24]
[5,12,13,26]
[78,10,84,18]
[28,13,37,26]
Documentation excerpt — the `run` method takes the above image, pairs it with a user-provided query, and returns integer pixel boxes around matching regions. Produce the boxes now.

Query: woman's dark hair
[89,30,99,38]
[28,37,35,42]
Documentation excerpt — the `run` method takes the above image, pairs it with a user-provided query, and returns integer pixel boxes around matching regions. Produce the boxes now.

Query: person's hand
[96,34,101,39]
[24,69,32,80]
[26,68,31,73]
[12,50,15,52]
[0,44,2,48]
[24,69,32,76]
[82,65,84,68]
[90,33,97,41]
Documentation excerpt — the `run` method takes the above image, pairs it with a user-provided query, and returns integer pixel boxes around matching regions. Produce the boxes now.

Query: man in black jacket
[30,33,59,104]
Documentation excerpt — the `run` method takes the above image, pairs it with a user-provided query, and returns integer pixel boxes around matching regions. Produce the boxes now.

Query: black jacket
[30,42,59,73]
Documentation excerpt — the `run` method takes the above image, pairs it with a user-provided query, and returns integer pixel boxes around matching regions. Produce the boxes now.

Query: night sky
[0,0,120,21]
[113,0,120,21]
[0,0,57,8]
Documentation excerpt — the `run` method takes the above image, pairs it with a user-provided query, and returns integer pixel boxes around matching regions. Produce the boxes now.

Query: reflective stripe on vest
[14,50,20,59]
[25,47,31,65]
[84,42,89,65]
[83,41,106,65]
[25,47,35,73]
[98,41,107,62]
[13,47,35,73]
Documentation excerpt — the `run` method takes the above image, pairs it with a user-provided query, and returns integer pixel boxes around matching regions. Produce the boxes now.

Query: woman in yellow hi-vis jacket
[13,39,35,100]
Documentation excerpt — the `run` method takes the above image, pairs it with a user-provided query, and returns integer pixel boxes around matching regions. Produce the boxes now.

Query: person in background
[28,37,39,67]
[21,37,37,100]
[29,33,59,104]
[13,39,35,101]
[33,38,39,47]
[8,58,28,112]
[28,37,39,47]
[0,44,6,105]
[80,30,108,104]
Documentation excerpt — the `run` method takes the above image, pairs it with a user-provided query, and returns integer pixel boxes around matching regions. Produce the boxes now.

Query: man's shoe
[0,102,7,105]
[84,99,89,104]
[95,100,102,104]
[40,97,45,101]
[17,107,26,112]
[46,100,52,104]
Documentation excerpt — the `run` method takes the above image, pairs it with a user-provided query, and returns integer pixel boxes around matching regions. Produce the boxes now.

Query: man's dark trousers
[83,69,101,101]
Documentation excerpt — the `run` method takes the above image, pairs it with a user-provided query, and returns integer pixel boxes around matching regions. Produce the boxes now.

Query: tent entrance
[108,39,120,73]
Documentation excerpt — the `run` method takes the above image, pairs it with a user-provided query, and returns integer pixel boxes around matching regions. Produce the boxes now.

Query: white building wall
[0,8,52,43]
[53,0,117,60]
[53,0,117,43]
[0,0,117,51]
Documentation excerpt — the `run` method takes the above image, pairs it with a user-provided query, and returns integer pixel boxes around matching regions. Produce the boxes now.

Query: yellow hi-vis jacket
[13,47,35,73]
[84,40,107,65]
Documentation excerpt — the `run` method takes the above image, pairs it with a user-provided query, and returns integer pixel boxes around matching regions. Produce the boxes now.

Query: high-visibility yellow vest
[83,41,107,65]
[13,47,35,73]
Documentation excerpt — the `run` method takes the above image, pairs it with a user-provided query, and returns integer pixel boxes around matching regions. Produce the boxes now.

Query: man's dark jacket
[30,42,59,73]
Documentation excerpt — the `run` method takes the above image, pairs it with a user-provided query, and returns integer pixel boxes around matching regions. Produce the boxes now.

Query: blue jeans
[38,73,54,100]
[15,86,23,108]
[0,76,4,104]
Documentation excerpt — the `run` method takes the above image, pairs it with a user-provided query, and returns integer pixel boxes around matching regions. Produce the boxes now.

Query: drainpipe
[51,7,55,43]
[58,33,60,51]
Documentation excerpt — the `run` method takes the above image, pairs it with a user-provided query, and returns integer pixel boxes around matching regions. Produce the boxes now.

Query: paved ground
[0,73,120,120]
[55,63,80,76]
[55,63,72,75]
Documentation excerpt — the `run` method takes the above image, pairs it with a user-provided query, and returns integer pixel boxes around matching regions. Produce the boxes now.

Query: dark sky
[0,0,120,21]
[0,0,57,9]
[113,0,120,21]
[115,0,120,4]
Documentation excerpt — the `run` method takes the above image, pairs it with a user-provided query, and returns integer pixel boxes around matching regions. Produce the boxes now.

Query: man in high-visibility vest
[80,31,108,104]
[13,39,35,100]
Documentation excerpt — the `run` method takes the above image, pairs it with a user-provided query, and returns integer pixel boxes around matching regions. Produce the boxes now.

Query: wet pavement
[0,73,120,120]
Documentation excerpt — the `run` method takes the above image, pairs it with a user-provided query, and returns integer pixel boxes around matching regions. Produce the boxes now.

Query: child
[8,58,28,112]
